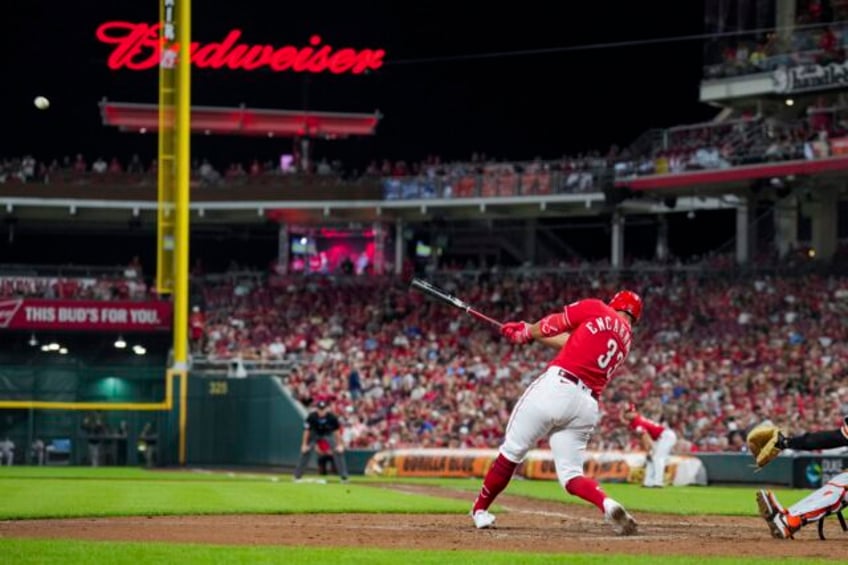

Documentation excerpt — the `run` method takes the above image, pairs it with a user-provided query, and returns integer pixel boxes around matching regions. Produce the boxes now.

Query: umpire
[293,400,349,482]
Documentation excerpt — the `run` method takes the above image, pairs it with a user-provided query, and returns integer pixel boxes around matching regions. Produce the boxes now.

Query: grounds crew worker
[293,400,349,483]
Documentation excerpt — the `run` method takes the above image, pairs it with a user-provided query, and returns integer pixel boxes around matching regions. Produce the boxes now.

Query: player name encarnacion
[585,315,632,345]
[95,21,386,75]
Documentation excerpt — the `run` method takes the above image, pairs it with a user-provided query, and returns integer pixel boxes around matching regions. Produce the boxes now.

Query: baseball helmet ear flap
[609,290,643,323]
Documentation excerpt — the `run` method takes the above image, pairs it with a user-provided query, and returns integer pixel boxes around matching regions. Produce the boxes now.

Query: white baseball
[34,96,50,110]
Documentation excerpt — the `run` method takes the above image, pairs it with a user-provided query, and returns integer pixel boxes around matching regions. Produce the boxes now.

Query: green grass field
[0,467,834,564]
[0,539,834,565]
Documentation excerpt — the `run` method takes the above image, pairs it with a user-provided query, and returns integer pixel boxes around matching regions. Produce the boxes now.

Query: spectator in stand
[73,154,87,174]
[127,154,144,174]
[190,305,206,354]
[92,157,107,174]
[266,335,286,361]
[348,364,363,401]
[818,25,842,64]
[108,157,123,174]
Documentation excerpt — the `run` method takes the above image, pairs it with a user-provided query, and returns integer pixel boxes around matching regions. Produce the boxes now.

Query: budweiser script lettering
[95,21,386,74]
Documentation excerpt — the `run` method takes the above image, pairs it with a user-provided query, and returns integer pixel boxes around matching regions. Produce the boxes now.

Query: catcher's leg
[756,489,795,539]
[786,472,848,539]
[758,473,848,539]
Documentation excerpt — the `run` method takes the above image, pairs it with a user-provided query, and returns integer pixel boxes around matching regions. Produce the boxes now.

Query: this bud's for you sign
[0,300,172,332]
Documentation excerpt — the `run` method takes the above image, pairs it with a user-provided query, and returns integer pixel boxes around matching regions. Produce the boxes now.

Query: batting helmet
[609,290,643,323]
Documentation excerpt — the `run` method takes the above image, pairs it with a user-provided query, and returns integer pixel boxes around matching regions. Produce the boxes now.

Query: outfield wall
[184,375,304,467]
[5,370,845,488]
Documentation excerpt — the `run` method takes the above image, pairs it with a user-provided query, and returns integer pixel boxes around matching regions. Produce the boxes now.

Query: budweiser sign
[95,21,386,74]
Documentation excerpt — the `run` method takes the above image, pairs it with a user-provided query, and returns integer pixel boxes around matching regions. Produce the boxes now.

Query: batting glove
[502,321,532,345]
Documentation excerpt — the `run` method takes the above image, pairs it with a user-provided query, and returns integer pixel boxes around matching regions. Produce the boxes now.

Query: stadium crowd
[704,1,848,79]
[3,105,847,197]
[2,256,846,455]
[192,267,848,455]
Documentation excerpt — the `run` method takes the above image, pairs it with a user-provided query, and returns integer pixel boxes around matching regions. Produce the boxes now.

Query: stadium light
[59,348,68,355]
[28,334,38,347]
[114,336,127,349]
[132,345,147,356]
[47,343,60,351]
[785,98,794,107]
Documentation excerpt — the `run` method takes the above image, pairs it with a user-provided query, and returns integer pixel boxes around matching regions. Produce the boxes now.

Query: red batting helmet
[609,290,643,323]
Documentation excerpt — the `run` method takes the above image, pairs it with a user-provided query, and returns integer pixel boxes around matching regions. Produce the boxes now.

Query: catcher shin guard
[785,473,848,533]
[756,489,798,539]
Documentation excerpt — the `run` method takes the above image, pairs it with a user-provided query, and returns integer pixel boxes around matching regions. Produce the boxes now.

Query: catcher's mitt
[746,424,785,469]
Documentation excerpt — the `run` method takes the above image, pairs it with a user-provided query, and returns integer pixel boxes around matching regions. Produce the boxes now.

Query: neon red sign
[95,21,385,75]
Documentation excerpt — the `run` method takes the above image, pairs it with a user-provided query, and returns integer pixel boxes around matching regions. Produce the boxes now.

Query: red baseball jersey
[548,299,633,397]
[628,414,665,440]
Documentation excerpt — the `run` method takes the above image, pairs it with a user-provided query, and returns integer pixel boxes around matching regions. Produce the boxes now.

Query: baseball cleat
[756,490,796,539]
[471,509,496,529]
[603,499,638,536]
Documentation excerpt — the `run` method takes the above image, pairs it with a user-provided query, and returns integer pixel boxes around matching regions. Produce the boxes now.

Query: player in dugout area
[470,290,643,536]
[748,417,848,539]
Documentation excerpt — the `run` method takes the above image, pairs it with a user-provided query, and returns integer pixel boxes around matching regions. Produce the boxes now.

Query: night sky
[3,1,717,169]
[0,1,748,268]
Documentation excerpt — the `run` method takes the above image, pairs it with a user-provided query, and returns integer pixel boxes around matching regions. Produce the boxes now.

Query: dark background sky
[1,0,751,269]
[2,0,718,168]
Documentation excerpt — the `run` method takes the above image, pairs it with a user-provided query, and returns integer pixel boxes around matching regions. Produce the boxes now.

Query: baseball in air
[34,96,50,110]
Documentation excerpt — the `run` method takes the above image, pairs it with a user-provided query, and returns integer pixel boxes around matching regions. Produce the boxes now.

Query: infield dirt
[1,483,845,558]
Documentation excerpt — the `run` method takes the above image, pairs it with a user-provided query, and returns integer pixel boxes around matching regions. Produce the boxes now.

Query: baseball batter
[470,290,643,535]
[750,417,848,539]
[622,404,677,488]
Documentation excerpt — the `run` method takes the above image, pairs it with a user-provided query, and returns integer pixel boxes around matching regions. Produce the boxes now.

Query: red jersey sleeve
[628,415,665,440]
[561,299,608,330]
[538,299,608,338]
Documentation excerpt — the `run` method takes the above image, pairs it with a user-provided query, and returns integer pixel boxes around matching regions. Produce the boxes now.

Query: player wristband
[538,313,567,337]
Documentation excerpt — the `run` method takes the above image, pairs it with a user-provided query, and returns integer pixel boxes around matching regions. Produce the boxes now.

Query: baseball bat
[409,278,503,329]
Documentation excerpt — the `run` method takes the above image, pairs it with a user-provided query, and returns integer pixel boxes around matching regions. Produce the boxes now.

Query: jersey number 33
[597,338,625,377]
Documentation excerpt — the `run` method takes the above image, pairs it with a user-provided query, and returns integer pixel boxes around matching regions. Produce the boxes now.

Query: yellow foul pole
[174,0,192,465]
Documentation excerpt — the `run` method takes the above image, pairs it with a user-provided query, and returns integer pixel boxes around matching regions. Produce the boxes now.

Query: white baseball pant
[786,471,848,523]
[500,366,599,485]
[644,428,677,487]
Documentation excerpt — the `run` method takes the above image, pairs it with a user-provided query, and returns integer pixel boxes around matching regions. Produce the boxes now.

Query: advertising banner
[792,455,848,489]
[0,299,172,332]
[364,448,707,486]
[773,62,848,94]
[830,137,848,156]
